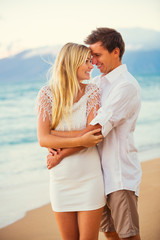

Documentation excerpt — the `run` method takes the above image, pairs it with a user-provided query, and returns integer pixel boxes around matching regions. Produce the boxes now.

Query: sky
[0,0,160,58]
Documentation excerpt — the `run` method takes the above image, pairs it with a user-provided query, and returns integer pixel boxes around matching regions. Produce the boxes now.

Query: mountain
[0,46,160,83]
[92,49,160,77]
[123,50,160,75]
[1,27,160,82]
[0,48,56,83]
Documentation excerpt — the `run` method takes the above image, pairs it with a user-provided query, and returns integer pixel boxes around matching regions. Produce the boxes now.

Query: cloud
[125,44,143,51]
[0,40,24,59]
[22,45,61,59]
[1,27,160,59]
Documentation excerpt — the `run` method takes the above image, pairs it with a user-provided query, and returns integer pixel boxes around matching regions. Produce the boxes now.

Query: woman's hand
[47,153,62,169]
[80,128,104,147]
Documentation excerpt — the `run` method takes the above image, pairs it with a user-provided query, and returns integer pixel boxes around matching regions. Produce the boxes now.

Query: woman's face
[77,54,93,81]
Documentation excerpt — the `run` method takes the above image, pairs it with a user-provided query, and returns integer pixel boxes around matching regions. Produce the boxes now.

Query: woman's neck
[73,83,86,103]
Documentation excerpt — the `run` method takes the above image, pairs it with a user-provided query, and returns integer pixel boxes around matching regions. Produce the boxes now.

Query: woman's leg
[78,207,104,240]
[54,211,79,240]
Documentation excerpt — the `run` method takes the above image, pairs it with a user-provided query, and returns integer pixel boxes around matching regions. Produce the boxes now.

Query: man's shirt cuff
[90,112,113,137]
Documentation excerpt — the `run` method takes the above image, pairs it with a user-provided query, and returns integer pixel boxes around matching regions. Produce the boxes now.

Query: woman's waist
[49,147,102,180]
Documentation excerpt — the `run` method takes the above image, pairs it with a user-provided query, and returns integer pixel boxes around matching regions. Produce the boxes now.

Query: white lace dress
[37,84,105,212]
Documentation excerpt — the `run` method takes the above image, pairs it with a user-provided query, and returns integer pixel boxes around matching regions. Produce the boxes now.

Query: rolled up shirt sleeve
[90,108,113,137]
[90,82,141,137]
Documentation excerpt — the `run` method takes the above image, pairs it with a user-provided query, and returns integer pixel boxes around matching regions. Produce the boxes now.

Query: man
[83,28,142,240]
[47,28,142,240]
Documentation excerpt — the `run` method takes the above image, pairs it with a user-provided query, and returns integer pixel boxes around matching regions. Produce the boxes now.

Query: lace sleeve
[86,83,101,118]
[36,86,53,122]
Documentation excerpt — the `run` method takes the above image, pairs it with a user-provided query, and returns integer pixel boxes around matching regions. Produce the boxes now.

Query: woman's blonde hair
[49,42,91,129]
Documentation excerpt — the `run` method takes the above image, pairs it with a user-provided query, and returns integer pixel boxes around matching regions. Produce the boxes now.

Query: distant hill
[0,47,160,83]
[123,50,160,75]
[0,49,56,83]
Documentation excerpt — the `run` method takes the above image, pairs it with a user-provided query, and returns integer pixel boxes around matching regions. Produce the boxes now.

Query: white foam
[138,147,160,162]
[0,180,50,228]
[0,142,51,228]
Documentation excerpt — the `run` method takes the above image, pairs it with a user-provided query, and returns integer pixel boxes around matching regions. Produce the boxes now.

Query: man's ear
[113,48,120,58]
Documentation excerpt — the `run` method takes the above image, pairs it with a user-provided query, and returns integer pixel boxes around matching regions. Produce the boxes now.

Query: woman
[36,43,105,240]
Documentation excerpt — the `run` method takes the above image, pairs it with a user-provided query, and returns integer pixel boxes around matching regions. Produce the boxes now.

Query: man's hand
[47,153,62,169]
[48,148,61,156]
[80,128,104,147]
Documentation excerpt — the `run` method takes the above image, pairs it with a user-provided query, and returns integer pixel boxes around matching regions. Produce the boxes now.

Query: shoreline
[0,142,160,229]
[0,158,160,240]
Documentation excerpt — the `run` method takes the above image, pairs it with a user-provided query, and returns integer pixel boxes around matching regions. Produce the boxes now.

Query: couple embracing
[36,28,142,240]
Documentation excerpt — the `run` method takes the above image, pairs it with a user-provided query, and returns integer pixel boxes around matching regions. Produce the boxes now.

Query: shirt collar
[100,64,127,83]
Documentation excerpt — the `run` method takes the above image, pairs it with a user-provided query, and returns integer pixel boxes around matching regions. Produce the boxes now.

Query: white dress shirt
[90,64,142,196]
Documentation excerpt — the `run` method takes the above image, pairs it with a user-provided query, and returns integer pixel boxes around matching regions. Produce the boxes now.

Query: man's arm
[48,124,101,153]
[38,107,102,149]
[90,83,140,137]
[48,124,102,167]
[47,125,102,169]
[47,146,84,169]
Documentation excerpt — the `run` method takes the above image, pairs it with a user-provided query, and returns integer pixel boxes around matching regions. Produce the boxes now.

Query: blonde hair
[49,43,90,129]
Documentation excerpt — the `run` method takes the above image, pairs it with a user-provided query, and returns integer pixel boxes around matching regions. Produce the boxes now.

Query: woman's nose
[89,62,94,69]
[92,56,97,65]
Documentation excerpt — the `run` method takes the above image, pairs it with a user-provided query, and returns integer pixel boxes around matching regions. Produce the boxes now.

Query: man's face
[90,41,117,75]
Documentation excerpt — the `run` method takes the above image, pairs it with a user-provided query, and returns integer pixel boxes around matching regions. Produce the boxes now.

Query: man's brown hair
[84,27,125,60]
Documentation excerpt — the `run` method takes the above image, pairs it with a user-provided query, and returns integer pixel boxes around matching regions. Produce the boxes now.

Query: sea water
[0,75,160,228]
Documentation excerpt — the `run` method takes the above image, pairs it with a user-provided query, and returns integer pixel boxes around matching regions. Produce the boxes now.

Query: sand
[0,158,160,240]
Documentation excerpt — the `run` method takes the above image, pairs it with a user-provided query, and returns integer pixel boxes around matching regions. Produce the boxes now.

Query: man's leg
[107,190,141,239]
[104,233,141,240]
[121,234,141,240]
[100,200,120,240]
[100,191,141,240]
[104,231,120,240]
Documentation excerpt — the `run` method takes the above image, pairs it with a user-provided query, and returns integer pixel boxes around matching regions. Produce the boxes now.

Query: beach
[0,158,160,240]
[0,75,160,239]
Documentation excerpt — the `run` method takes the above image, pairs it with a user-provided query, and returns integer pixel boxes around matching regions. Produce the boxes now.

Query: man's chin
[99,66,105,73]
[99,69,106,74]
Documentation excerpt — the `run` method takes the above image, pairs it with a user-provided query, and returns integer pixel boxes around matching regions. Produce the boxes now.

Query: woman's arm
[36,86,102,149]
[47,146,84,169]
[50,85,102,139]
[50,124,101,138]
[46,85,103,168]
[38,109,102,149]
[50,129,83,138]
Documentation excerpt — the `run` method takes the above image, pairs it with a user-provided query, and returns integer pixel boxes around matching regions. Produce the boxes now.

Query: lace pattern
[36,83,101,123]
[86,84,101,118]
[36,86,53,122]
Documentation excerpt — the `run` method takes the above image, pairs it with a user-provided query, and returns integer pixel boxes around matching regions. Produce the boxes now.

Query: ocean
[0,74,160,228]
